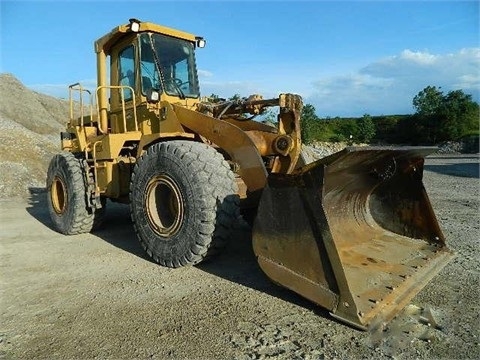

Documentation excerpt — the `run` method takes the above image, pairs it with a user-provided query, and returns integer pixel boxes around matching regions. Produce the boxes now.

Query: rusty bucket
[252,147,454,330]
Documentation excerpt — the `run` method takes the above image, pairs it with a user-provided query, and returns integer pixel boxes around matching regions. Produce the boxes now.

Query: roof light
[195,36,206,48]
[129,18,141,32]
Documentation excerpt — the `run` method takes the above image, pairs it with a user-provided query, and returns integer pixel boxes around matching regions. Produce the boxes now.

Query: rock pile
[301,141,367,164]
[437,141,467,154]
[0,73,69,198]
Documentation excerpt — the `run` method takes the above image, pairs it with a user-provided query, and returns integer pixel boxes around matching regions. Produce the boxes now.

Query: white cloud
[306,48,480,117]
[399,49,438,65]
[198,69,213,78]
[454,74,480,89]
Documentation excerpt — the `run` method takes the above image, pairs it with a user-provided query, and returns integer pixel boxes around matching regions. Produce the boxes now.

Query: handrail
[68,83,93,128]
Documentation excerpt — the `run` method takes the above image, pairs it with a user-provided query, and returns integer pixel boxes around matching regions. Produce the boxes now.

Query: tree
[335,120,357,143]
[357,114,376,143]
[413,86,444,115]
[412,86,479,143]
[439,90,479,140]
[300,103,318,145]
[228,94,242,101]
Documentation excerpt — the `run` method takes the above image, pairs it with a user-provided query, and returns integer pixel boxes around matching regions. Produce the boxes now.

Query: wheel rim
[51,176,67,214]
[145,175,184,237]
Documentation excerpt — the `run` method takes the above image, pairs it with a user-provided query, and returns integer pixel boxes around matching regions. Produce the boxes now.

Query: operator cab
[96,19,206,131]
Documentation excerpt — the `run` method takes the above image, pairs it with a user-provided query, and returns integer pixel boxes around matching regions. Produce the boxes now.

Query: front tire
[130,141,239,267]
[46,152,97,234]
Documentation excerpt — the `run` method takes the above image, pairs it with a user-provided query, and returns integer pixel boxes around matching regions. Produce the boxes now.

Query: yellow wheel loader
[46,19,453,330]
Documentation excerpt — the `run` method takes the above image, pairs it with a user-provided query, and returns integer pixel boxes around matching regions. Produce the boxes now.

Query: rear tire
[130,141,239,267]
[46,152,97,235]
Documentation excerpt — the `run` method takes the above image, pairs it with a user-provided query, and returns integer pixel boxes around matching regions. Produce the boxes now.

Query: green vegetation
[410,86,479,143]
[356,114,376,143]
[300,86,479,146]
[299,105,376,145]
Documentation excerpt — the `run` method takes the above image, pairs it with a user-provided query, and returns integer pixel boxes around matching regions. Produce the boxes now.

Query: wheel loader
[46,19,453,330]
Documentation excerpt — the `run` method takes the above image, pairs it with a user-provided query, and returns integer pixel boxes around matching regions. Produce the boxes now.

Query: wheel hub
[145,175,184,237]
[51,176,67,214]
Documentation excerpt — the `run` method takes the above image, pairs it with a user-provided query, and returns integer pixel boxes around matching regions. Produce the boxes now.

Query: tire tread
[130,141,239,267]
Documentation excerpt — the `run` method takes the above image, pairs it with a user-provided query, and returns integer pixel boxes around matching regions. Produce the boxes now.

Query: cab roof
[95,20,198,54]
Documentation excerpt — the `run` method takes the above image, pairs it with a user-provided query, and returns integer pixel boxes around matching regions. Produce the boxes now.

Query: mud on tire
[130,141,239,267]
[46,152,103,235]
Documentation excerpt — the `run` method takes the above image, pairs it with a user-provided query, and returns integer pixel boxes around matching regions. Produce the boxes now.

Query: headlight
[146,89,160,103]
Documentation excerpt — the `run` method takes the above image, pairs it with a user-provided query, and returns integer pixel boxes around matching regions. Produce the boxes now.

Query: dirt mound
[0,74,68,133]
[0,73,70,198]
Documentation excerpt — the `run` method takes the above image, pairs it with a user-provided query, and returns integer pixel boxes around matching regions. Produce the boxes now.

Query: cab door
[109,37,140,133]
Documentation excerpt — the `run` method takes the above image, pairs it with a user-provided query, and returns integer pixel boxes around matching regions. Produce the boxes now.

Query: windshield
[139,33,200,99]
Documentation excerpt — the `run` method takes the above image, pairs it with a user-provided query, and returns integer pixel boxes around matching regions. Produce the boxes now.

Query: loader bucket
[252,147,454,330]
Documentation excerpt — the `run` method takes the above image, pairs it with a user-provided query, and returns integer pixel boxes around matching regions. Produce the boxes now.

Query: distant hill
[0,73,70,198]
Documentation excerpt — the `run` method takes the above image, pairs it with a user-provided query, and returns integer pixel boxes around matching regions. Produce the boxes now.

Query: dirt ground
[1,154,479,360]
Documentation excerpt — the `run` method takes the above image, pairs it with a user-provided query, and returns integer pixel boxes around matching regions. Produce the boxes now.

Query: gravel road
[1,155,479,360]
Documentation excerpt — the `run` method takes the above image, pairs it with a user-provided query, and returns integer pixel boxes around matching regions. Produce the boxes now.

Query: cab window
[118,45,135,101]
[139,35,162,95]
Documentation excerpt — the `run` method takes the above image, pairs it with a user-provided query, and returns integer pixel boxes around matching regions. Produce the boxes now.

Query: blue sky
[1,0,479,116]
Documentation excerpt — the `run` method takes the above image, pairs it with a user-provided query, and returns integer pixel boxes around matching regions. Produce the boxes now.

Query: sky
[1,0,479,117]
